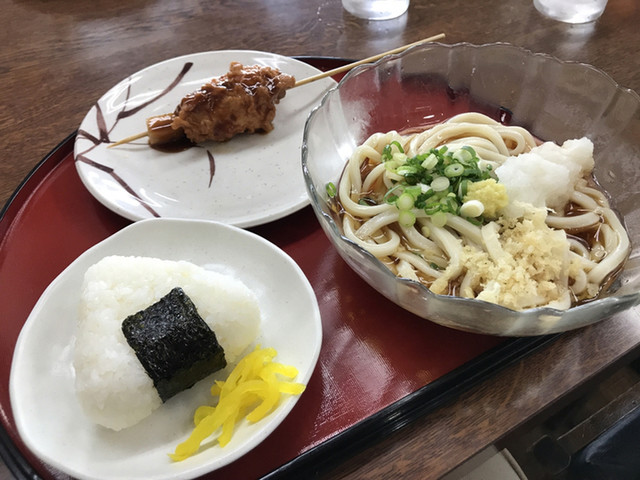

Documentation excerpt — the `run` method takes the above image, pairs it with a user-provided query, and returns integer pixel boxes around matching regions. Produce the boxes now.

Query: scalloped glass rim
[302,42,640,336]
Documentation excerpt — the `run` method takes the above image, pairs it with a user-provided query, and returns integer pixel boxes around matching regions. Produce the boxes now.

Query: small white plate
[10,219,322,480]
[74,51,336,227]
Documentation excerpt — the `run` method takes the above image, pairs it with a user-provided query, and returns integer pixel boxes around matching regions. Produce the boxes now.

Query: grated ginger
[431,206,575,310]
[463,179,508,218]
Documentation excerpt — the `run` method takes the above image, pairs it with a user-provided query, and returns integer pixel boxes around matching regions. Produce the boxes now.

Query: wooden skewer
[108,33,446,149]
[293,33,446,87]
[109,131,149,147]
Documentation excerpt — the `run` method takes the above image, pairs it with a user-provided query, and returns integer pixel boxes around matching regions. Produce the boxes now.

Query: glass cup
[342,0,409,20]
[533,0,608,23]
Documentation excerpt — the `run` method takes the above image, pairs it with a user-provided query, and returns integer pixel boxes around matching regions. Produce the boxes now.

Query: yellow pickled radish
[193,405,215,426]
[169,346,306,461]
[245,381,279,423]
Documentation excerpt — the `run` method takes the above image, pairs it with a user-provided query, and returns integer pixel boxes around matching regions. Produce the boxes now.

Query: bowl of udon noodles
[302,42,640,336]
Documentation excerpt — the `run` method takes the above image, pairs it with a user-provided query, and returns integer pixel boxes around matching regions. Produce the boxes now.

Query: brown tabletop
[1,0,640,478]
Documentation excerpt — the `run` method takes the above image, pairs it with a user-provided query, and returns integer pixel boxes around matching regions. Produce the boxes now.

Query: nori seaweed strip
[122,287,226,402]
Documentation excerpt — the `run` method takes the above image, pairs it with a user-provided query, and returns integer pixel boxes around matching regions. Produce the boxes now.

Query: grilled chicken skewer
[111,62,295,149]
[108,33,446,149]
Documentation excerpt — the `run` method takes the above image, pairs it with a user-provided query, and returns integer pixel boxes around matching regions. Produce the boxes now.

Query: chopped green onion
[326,182,337,198]
[382,141,405,161]
[453,148,473,164]
[392,152,408,164]
[431,176,450,192]
[461,146,477,155]
[441,196,459,213]
[378,141,496,226]
[384,160,399,171]
[396,192,415,211]
[460,199,484,217]
[431,211,447,228]
[424,202,441,215]
[390,140,404,153]
[383,183,403,204]
[444,163,464,177]
[397,165,419,176]
[463,166,479,177]
[458,179,469,197]
[421,153,438,170]
[382,145,393,161]
[398,210,416,227]
[404,185,423,198]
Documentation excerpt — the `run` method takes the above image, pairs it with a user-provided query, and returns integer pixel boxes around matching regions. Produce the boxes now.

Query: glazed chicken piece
[170,62,296,143]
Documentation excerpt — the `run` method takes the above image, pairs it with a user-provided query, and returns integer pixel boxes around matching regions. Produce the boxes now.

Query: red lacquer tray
[0,58,554,479]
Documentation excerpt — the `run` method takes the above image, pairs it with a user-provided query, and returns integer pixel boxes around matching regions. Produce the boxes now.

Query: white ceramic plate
[10,219,322,480]
[74,51,336,227]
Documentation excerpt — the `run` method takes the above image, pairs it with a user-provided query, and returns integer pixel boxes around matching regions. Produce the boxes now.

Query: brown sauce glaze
[150,137,195,153]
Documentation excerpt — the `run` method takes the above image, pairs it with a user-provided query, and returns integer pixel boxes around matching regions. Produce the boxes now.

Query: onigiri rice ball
[73,255,261,431]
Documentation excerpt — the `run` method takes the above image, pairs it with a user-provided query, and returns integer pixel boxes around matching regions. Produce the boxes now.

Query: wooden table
[1,0,639,478]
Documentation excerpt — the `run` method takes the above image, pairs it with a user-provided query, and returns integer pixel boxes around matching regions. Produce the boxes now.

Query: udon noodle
[335,113,630,311]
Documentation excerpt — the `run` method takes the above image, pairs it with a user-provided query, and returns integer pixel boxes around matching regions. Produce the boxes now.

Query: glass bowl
[302,42,640,336]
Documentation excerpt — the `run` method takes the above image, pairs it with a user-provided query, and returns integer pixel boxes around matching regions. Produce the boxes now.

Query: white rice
[73,255,261,431]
